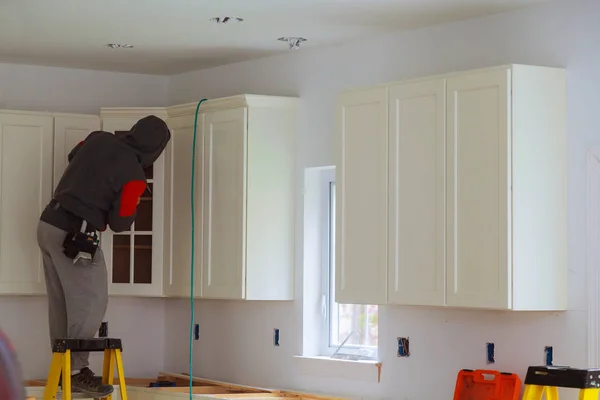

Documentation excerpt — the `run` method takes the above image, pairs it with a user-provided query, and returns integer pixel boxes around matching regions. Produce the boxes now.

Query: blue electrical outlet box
[545,346,553,366]
[273,329,280,346]
[486,342,495,364]
[397,337,409,357]
[99,321,108,338]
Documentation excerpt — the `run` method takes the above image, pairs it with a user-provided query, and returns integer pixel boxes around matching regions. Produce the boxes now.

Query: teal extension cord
[189,98,207,399]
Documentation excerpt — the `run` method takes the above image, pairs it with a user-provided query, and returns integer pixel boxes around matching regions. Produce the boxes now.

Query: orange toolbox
[453,369,522,400]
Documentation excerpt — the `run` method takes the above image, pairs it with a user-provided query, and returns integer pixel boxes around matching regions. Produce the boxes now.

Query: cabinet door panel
[165,115,203,297]
[388,79,446,306]
[446,69,511,309]
[336,88,388,305]
[202,107,247,299]
[53,115,100,188]
[100,115,165,297]
[0,112,53,294]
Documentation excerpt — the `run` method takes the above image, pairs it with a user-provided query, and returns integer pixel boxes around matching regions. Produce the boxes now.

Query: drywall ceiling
[0,0,549,75]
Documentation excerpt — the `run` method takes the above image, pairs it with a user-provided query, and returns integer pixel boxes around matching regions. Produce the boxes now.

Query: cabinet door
[446,69,511,309]
[101,116,165,297]
[0,112,53,294]
[388,79,446,306]
[335,88,388,305]
[202,107,247,299]
[53,115,101,188]
[164,114,203,298]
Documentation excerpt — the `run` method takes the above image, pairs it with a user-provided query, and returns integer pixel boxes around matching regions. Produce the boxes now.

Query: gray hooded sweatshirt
[40,115,171,232]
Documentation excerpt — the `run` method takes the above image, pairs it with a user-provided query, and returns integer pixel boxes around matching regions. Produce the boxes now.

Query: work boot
[70,367,114,397]
[59,367,103,389]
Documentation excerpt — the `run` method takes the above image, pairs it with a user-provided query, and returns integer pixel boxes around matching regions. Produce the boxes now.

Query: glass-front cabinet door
[99,109,167,297]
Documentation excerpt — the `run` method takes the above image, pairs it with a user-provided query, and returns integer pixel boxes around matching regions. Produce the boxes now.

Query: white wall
[0,63,168,114]
[167,0,599,398]
[0,63,170,380]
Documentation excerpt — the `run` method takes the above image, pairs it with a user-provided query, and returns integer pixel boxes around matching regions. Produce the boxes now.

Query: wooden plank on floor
[273,390,350,400]
[24,380,46,387]
[28,372,349,399]
[208,395,286,398]
[157,372,349,400]
[211,397,291,400]
[158,372,271,393]
[154,386,236,394]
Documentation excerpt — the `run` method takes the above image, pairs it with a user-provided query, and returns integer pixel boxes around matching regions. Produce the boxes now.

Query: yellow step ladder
[43,338,128,400]
[522,366,600,400]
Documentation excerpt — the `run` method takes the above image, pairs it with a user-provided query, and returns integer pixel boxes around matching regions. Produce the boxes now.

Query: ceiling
[0,0,549,75]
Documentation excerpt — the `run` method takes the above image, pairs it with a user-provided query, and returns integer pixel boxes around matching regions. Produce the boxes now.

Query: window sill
[293,355,382,382]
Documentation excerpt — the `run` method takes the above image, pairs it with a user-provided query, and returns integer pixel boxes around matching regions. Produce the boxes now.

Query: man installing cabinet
[36,115,170,398]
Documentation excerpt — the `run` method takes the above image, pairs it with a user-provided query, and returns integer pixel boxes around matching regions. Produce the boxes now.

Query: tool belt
[50,200,100,262]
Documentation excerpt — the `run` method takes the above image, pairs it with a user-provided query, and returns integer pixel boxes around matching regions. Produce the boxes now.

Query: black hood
[121,115,171,168]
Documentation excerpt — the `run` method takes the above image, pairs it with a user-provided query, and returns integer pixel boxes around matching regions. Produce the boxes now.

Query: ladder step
[525,366,600,389]
[54,391,95,399]
[51,338,122,353]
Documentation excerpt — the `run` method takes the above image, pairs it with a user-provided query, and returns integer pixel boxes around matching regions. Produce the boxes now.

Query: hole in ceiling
[104,44,134,49]
[278,37,307,50]
[210,17,244,24]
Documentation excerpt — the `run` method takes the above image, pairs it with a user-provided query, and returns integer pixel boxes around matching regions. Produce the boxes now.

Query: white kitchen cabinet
[387,79,446,306]
[99,108,168,297]
[0,111,53,295]
[337,64,566,311]
[446,65,567,310]
[335,87,388,305]
[161,109,203,298]
[53,114,101,188]
[171,95,297,300]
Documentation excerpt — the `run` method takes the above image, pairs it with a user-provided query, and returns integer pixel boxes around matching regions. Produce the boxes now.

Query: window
[320,172,378,360]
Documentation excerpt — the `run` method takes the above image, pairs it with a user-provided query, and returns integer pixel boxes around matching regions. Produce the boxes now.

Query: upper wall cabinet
[99,108,168,297]
[0,95,297,300]
[0,111,53,295]
[335,88,389,305]
[337,64,567,311]
[166,95,297,301]
[445,65,566,311]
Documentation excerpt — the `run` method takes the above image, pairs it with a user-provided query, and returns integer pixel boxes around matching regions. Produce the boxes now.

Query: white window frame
[319,168,335,356]
[319,168,378,360]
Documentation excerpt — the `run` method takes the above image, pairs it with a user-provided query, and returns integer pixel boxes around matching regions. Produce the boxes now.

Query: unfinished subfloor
[26,372,349,400]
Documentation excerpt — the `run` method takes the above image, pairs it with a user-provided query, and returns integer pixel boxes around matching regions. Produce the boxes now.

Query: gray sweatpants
[37,220,108,371]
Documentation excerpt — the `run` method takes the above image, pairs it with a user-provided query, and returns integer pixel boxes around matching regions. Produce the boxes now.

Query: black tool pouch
[63,231,99,260]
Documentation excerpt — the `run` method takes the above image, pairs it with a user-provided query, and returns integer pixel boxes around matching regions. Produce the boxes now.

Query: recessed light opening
[210,17,244,24]
[278,37,307,50]
[104,44,134,49]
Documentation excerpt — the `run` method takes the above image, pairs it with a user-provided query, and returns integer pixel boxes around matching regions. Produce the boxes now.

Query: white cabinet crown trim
[167,94,299,117]
[339,63,556,95]
[100,107,169,119]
